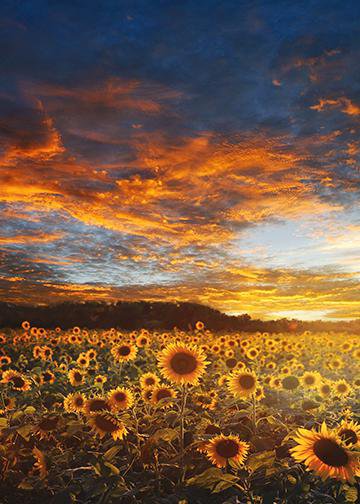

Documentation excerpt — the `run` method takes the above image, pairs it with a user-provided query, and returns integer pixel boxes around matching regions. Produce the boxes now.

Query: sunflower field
[0,322,359,503]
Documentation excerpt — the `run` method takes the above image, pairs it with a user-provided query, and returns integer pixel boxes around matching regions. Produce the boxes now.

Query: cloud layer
[0,0,359,319]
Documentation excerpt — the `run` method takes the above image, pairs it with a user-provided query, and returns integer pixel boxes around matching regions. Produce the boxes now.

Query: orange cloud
[310,97,360,116]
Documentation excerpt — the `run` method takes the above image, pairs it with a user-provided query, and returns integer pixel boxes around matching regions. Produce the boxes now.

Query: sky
[0,0,359,320]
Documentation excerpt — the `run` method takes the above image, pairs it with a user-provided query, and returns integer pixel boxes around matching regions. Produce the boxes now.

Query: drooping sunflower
[108,387,134,411]
[84,396,111,415]
[88,412,127,440]
[157,343,208,385]
[151,385,177,407]
[36,415,60,438]
[228,369,257,399]
[1,370,31,391]
[291,422,358,482]
[111,343,138,363]
[139,372,160,389]
[0,396,16,414]
[193,392,217,410]
[32,447,47,479]
[204,434,249,468]
[337,420,360,447]
[63,392,86,413]
[68,368,85,387]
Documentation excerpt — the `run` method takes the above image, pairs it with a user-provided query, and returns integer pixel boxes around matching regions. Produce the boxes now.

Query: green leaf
[23,406,36,415]
[104,446,121,461]
[0,417,8,430]
[17,424,33,441]
[151,428,178,443]
[343,485,358,503]
[247,450,275,473]
[187,467,238,493]
[104,461,120,475]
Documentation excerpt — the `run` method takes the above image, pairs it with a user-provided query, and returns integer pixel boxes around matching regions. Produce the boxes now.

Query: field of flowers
[0,321,359,503]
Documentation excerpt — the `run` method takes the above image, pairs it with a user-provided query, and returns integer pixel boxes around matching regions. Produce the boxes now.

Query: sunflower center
[238,375,255,390]
[94,415,119,433]
[145,377,155,385]
[226,358,237,369]
[321,385,331,395]
[337,384,347,393]
[74,372,82,381]
[12,376,25,388]
[215,439,239,458]
[75,397,84,406]
[313,438,349,467]
[156,389,172,400]
[89,399,110,412]
[114,392,126,402]
[170,352,197,375]
[43,372,52,381]
[118,346,131,356]
[339,429,358,445]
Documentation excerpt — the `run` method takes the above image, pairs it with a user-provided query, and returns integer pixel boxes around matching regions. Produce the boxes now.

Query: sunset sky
[0,0,359,320]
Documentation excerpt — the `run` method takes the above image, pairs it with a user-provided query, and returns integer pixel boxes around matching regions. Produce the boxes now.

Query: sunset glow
[0,1,359,320]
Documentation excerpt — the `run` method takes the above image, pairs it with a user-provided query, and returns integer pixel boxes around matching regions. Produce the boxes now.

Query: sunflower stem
[179,383,188,484]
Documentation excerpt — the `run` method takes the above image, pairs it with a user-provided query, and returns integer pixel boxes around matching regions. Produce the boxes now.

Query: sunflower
[301,371,321,389]
[36,415,60,438]
[337,420,360,447]
[111,343,138,362]
[141,388,154,403]
[88,412,127,440]
[1,370,31,391]
[291,422,358,482]
[282,375,300,391]
[84,396,111,415]
[318,381,332,398]
[32,447,47,479]
[41,370,56,385]
[139,372,160,389]
[228,369,257,399]
[94,374,107,386]
[136,334,150,347]
[195,321,205,331]
[203,434,249,468]
[68,368,85,387]
[157,343,208,385]
[0,396,16,414]
[194,392,217,410]
[108,387,134,411]
[335,379,352,398]
[151,385,177,407]
[64,392,86,413]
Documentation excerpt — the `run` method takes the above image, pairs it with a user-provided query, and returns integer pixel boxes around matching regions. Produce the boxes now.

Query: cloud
[310,97,360,116]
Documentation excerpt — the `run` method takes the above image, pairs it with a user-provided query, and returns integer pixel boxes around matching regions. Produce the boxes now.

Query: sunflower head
[203,434,249,468]
[157,343,208,385]
[108,387,134,411]
[84,396,111,415]
[291,422,358,483]
[139,372,160,389]
[151,386,177,407]
[228,369,257,398]
[337,420,360,447]
[111,343,138,362]
[88,412,127,440]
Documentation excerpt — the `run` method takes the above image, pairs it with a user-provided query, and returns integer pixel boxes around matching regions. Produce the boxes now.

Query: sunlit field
[0,322,359,503]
